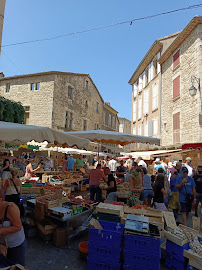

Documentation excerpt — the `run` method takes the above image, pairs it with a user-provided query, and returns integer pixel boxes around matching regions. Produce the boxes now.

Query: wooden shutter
[138,97,142,119]
[143,90,149,115]
[173,112,180,144]
[133,82,137,98]
[173,50,180,69]
[173,75,180,99]
[143,71,146,88]
[133,101,136,122]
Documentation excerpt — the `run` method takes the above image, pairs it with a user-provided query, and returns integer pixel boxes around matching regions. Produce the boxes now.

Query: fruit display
[189,238,202,257]
[130,205,148,210]
[173,227,187,240]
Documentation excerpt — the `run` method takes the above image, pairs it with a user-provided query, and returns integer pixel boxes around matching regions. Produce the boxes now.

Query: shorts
[143,189,153,199]
[196,193,202,203]
[180,202,192,213]
[2,171,10,179]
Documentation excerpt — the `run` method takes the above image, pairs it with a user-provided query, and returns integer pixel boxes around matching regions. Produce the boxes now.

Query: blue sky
[0,0,201,120]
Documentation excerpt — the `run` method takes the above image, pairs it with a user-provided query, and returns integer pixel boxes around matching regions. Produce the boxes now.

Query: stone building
[129,32,180,140]
[102,102,119,132]
[0,71,105,131]
[119,117,131,134]
[159,16,202,146]
[0,0,6,53]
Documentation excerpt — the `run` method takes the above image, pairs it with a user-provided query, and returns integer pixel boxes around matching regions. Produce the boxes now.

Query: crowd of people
[88,155,202,226]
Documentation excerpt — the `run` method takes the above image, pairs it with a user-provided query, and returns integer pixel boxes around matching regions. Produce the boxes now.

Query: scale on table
[125,214,149,233]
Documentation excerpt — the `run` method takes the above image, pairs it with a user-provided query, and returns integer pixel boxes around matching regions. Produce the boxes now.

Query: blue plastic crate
[89,220,124,248]
[123,264,158,270]
[87,257,121,270]
[165,253,188,270]
[166,240,189,261]
[124,250,160,270]
[124,233,161,258]
[88,242,121,262]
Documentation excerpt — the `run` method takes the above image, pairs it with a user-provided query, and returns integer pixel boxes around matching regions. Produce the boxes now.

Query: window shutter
[157,52,161,74]
[152,83,158,111]
[138,125,142,136]
[150,61,154,81]
[133,101,136,122]
[138,97,142,119]
[173,112,180,144]
[133,82,137,98]
[139,74,143,92]
[133,128,136,135]
[144,122,148,136]
[173,50,180,69]
[173,75,180,99]
[153,118,158,136]
[148,120,153,136]
[143,71,146,88]
[143,90,149,115]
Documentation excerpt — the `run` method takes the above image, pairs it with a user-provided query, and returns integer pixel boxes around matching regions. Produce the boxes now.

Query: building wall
[0,75,55,128]
[102,105,119,132]
[0,0,6,52]
[161,24,202,145]
[119,117,131,134]
[52,74,104,131]
[131,66,161,138]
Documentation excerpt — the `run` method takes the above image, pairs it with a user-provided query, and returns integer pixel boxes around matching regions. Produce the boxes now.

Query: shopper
[44,157,53,171]
[108,156,117,177]
[176,167,196,225]
[62,155,68,174]
[142,168,153,207]
[25,159,40,178]
[76,154,85,170]
[104,167,117,202]
[68,155,75,171]
[127,169,143,207]
[1,153,10,187]
[137,157,147,169]
[153,174,167,211]
[193,165,202,217]
[169,168,180,219]
[116,160,126,181]
[0,190,26,266]
[125,155,133,171]
[89,164,106,202]
[184,157,194,177]
[153,158,165,175]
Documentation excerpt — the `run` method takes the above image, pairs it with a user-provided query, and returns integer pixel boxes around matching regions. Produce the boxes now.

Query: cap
[185,157,192,161]
[155,158,160,163]
[182,167,188,173]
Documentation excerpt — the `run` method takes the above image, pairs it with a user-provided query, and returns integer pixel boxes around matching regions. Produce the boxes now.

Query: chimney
[0,72,5,78]
[105,102,110,106]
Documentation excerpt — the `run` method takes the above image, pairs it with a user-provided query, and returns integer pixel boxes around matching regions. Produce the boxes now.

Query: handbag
[8,178,20,206]
[0,207,8,257]
[184,184,194,205]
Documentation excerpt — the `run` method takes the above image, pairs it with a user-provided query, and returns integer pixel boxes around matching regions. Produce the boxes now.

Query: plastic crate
[166,240,189,261]
[123,264,155,270]
[87,257,121,270]
[92,212,121,223]
[124,250,160,270]
[88,242,121,262]
[124,234,161,258]
[165,253,188,270]
[89,220,124,248]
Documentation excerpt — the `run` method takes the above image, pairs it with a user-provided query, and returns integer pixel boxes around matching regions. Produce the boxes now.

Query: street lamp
[189,76,200,96]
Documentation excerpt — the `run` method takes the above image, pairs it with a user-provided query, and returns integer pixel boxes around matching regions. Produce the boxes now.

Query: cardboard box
[124,206,163,218]
[34,202,45,221]
[96,203,123,216]
[89,218,103,229]
[53,227,67,247]
[37,219,57,235]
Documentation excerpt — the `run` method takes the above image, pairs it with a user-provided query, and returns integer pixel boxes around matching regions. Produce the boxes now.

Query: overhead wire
[1,3,202,48]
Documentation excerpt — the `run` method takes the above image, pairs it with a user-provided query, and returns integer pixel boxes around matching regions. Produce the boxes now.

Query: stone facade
[0,71,116,132]
[102,102,119,132]
[161,24,202,145]
[119,117,131,134]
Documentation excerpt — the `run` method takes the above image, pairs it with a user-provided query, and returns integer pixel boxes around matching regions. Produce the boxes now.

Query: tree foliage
[0,97,25,124]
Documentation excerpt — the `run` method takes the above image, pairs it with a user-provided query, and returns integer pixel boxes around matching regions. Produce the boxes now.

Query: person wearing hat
[68,154,75,171]
[176,166,196,225]
[184,157,193,177]
[44,157,53,171]
[153,158,165,175]
[193,165,202,217]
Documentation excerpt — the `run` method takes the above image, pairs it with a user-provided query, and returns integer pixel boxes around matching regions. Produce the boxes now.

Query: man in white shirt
[108,156,117,177]
[184,157,193,177]
[137,156,147,169]
[125,155,133,171]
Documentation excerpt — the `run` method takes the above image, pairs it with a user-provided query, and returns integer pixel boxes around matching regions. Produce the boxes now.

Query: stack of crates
[123,234,161,270]
[165,240,189,270]
[88,220,124,270]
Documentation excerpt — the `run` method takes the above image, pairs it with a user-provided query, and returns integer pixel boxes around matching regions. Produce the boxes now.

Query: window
[143,90,149,115]
[85,100,88,108]
[94,123,99,130]
[138,125,142,136]
[83,120,87,131]
[24,106,30,125]
[112,117,115,129]
[173,75,180,99]
[96,102,99,112]
[103,111,106,125]
[108,114,111,126]
[138,96,142,119]
[157,51,161,73]
[31,83,35,91]
[143,71,146,88]
[148,61,153,83]
[36,83,40,90]
[68,86,73,99]
[152,83,158,111]
[173,49,180,69]
[153,118,158,136]
[144,122,148,136]
[85,80,89,89]
[5,83,10,93]
[133,128,136,135]
[133,82,137,98]
[133,101,136,122]
[31,83,40,91]
[173,112,180,144]
[65,111,73,130]
[138,74,143,92]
